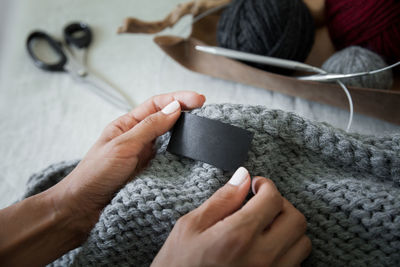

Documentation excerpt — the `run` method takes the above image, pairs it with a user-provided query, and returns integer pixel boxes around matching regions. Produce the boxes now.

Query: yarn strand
[338,81,353,132]
[311,67,354,132]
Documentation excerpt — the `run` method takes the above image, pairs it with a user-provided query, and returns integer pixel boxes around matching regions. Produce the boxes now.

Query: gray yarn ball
[322,46,393,89]
[217,0,315,74]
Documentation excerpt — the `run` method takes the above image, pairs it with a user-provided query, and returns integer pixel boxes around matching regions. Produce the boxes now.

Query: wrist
[45,177,98,241]
[0,186,90,266]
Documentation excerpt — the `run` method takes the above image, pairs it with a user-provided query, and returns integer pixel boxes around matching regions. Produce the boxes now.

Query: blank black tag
[167,112,254,171]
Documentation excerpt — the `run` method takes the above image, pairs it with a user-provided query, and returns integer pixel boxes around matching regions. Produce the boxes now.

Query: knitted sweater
[23,104,400,266]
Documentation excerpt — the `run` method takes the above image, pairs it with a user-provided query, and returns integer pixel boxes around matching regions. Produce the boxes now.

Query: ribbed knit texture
[23,104,400,266]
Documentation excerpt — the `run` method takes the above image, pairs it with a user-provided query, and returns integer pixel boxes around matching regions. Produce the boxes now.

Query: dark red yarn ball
[325,0,400,63]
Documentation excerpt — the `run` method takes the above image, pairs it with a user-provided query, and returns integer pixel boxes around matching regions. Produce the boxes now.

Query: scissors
[26,22,133,111]
[195,45,400,82]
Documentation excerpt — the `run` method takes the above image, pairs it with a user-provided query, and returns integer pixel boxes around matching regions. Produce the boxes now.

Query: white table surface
[1,0,399,209]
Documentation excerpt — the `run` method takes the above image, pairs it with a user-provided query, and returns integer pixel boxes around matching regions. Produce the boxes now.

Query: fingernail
[161,100,180,115]
[228,167,249,186]
[251,177,262,194]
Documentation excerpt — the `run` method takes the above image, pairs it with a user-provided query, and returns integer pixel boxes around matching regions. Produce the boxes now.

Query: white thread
[312,67,354,132]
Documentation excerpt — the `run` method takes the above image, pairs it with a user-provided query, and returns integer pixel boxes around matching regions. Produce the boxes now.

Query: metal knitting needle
[195,45,355,132]
[195,45,400,83]
[195,45,322,73]
[298,61,400,82]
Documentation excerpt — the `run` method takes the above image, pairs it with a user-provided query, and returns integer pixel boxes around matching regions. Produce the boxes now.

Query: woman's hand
[152,167,312,267]
[49,91,206,232]
[0,91,205,266]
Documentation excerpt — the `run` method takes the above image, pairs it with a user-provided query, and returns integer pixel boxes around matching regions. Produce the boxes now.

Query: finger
[114,100,182,153]
[262,198,308,260]
[273,235,312,267]
[189,167,251,231]
[131,91,206,122]
[100,91,205,142]
[131,142,155,176]
[224,177,283,234]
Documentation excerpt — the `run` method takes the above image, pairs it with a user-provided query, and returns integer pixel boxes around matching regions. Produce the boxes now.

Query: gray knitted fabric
[23,104,400,267]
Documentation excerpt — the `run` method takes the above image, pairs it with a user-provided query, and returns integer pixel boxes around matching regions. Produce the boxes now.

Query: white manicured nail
[228,167,249,186]
[161,100,180,115]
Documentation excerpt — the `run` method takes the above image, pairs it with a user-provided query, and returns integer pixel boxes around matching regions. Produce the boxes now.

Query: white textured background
[1,0,399,209]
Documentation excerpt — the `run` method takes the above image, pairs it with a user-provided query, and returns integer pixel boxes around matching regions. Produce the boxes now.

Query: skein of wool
[217,0,315,74]
[322,46,393,90]
[326,0,400,63]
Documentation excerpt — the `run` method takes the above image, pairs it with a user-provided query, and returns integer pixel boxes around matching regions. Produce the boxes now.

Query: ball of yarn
[322,46,393,90]
[326,0,400,63]
[217,0,315,74]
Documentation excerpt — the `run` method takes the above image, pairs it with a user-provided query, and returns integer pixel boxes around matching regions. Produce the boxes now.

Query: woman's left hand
[49,91,205,232]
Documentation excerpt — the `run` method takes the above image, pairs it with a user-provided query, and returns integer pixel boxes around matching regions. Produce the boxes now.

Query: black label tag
[167,112,254,171]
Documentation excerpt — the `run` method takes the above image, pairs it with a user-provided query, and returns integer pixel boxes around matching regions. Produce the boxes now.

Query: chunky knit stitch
[23,104,400,267]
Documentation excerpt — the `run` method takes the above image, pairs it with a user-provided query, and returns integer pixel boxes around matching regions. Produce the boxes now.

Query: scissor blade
[82,73,134,111]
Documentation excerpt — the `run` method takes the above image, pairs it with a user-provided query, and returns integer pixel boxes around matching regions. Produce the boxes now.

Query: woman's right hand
[151,167,311,267]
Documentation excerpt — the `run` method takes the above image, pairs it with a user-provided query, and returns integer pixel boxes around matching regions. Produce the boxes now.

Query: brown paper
[117,0,230,34]
[119,0,400,125]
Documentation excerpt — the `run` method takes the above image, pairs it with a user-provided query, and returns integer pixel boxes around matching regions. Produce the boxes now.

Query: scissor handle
[63,22,92,49]
[26,31,67,71]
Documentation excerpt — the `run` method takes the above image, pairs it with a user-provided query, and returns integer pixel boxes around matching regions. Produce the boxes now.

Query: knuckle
[150,94,162,102]
[200,188,237,213]
[201,201,220,216]
[205,226,253,265]
[264,177,276,186]
[149,95,165,111]
[149,95,157,102]
[107,139,126,155]
[107,138,141,158]
[101,120,123,140]
[174,214,195,233]
[261,177,277,190]
[240,209,263,229]
[147,95,158,106]
[104,120,117,132]
[262,185,283,209]
[176,213,193,227]
[112,114,131,130]
[215,187,237,203]
[259,179,279,196]
[293,210,307,233]
[220,229,250,255]
[303,236,312,255]
[142,114,159,126]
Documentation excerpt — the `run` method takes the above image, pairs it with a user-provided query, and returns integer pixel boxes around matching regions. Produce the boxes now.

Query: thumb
[191,167,251,231]
[116,100,182,150]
